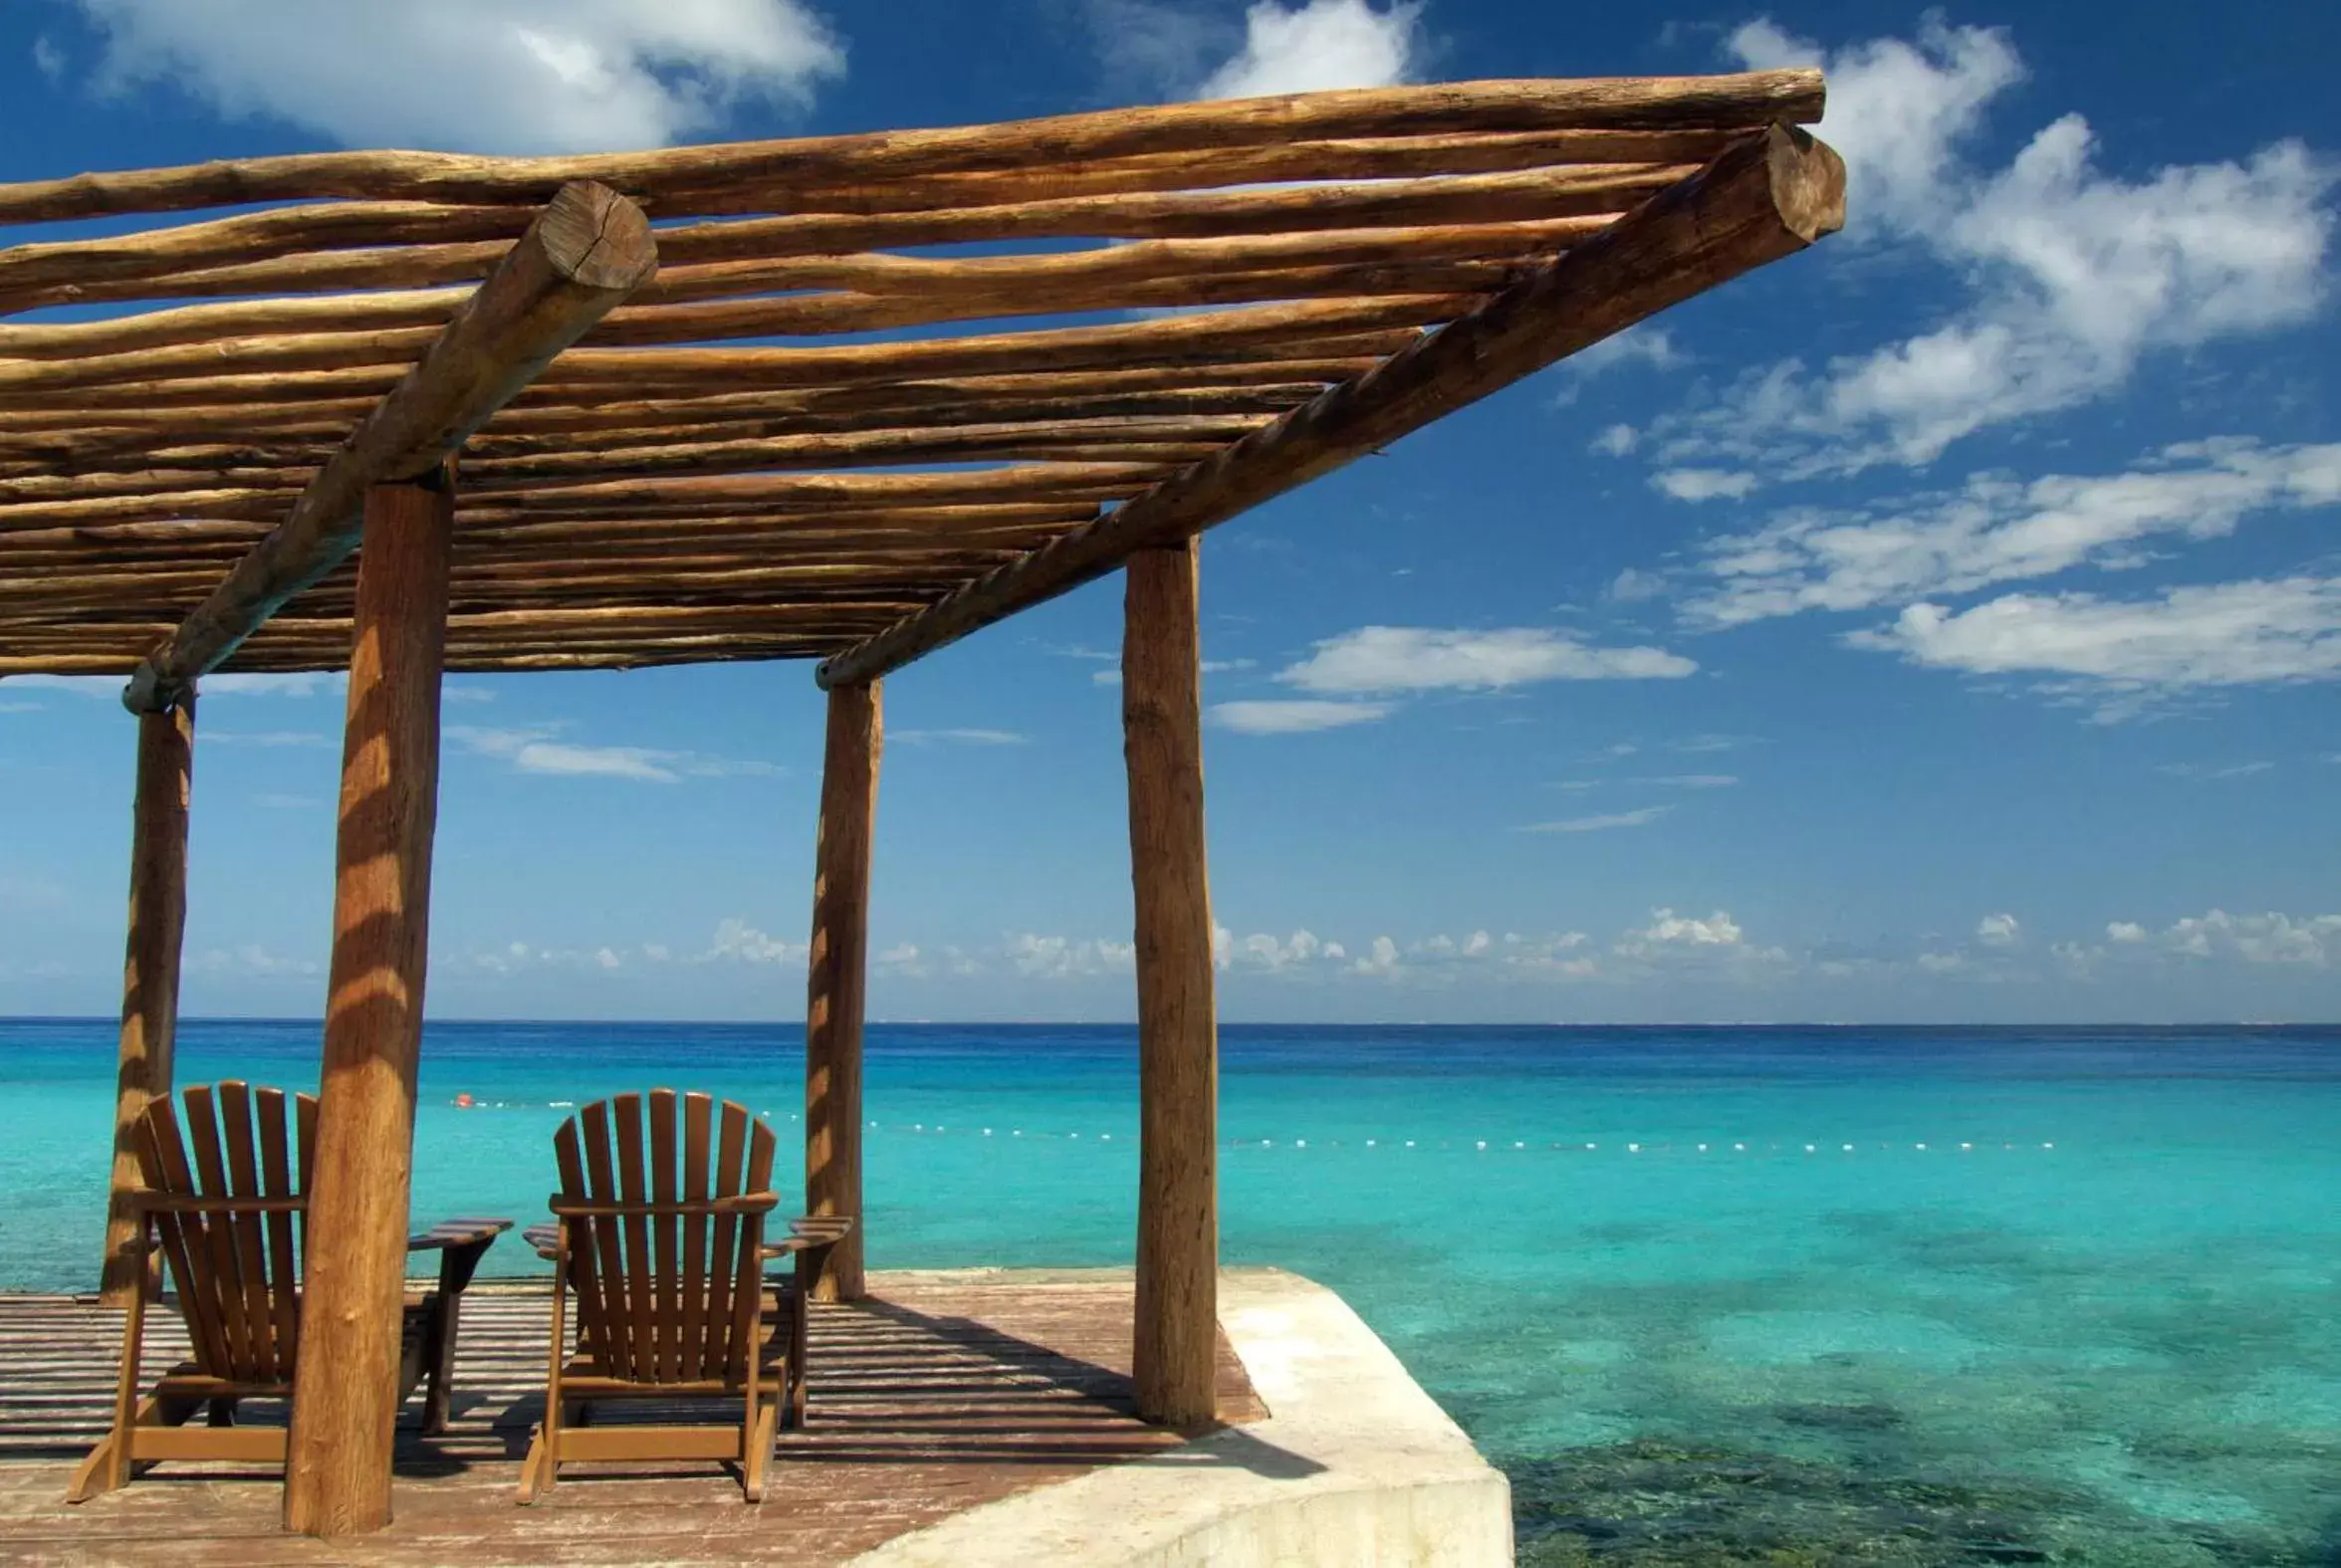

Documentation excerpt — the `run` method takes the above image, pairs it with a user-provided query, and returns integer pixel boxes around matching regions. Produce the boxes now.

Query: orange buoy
[454,1092,474,1108]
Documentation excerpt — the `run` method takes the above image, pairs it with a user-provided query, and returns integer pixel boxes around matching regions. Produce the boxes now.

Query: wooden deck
[0,1273,1265,1565]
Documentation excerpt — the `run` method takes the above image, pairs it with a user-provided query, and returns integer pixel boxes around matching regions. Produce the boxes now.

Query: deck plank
[0,1274,1264,1565]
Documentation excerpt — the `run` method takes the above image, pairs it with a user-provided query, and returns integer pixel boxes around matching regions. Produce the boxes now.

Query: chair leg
[517,1424,557,1505]
[742,1400,780,1504]
[205,1398,237,1427]
[66,1397,163,1504]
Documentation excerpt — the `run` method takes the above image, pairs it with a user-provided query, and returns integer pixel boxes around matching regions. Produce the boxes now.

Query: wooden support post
[282,473,452,1538]
[805,679,880,1302]
[98,695,194,1305]
[1122,539,1218,1426]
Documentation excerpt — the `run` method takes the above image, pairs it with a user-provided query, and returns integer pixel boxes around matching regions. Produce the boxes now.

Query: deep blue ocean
[3,1018,2336,1563]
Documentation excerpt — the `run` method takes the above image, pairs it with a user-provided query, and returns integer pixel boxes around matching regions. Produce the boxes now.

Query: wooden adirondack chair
[67,1081,509,1503]
[520,1090,817,1503]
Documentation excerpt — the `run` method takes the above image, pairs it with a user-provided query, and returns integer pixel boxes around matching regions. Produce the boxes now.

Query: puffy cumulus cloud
[1647,20,2334,476]
[1005,934,1136,979]
[187,944,318,978]
[1977,912,2020,947]
[1215,927,1350,972]
[1620,908,1743,949]
[1278,625,1696,695]
[1681,440,2341,629]
[1198,0,1419,99]
[63,0,844,153]
[702,919,802,966]
[890,728,1029,746]
[2063,909,2341,970]
[1848,576,2341,719]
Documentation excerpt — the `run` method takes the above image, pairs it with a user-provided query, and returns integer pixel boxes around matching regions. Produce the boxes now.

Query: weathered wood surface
[0,75,1838,684]
[0,72,1820,222]
[98,699,194,1306]
[281,480,453,1538]
[117,182,656,715]
[820,123,1845,687]
[0,1276,1265,1564]
[806,684,881,1304]
[1122,545,1221,1427]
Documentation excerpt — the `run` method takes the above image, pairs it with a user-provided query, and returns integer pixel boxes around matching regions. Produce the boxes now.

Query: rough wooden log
[0,220,1592,358]
[1123,541,1218,1426]
[119,181,656,714]
[281,477,451,1538]
[0,73,1821,221]
[822,124,1845,686]
[806,681,880,1302]
[96,696,195,1307]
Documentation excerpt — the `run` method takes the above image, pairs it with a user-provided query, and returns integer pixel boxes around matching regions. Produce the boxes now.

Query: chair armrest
[406,1217,512,1296]
[407,1217,513,1253]
[521,1222,561,1260]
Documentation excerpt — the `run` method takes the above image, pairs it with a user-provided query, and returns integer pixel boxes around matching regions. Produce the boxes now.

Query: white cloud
[0,672,345,701]
[2096,909,2341,968]
[1655,20,2336,475]
[1683,440,2341,628]
[449,723,779,781]
[1640,774,1739,788]
[1005,933,1135,979]
[1092,657,1254,688]
[65,0,844,153]
[1850,575,2341,718]
[1605,566,1666,602]
[1210,699,1392,734]
[1520,805,1671,833]
[1278,625,1696,695]
[2156,761,2275,781]
[1977,912,2020,947]
[1621,908,1743,949]
[203,730,335,749]
[1653,468,1760,504]
[188,944,317,978]
[891,728,1029,746]
[32,36,66,79]
[1197,0,1418,99]
[702,918,802,966]
[0,701,43,714]
[1591,424,1641,460]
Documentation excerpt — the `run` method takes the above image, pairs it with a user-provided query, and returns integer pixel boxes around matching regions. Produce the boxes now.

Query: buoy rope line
[440,1100,2061,1156]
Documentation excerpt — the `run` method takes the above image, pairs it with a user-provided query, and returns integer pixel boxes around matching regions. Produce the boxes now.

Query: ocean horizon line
[4,1014,2335,1033]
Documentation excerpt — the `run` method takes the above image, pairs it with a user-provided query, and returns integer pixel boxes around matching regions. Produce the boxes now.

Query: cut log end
[540,181,660,294]
[1764,123,1846,246]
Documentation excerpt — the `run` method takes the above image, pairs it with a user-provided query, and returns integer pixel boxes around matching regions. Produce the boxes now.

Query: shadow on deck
[0,1272,1270,1565]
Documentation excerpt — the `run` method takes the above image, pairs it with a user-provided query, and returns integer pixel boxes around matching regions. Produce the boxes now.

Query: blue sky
[2,0,2337,1024]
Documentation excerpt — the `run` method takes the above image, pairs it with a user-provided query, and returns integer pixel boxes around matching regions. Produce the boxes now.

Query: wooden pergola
[0,73,1841,1539]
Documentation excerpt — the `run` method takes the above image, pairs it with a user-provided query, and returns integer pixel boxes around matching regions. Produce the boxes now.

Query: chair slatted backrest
[552,1091,777,1385]
[133,1081,315,1386]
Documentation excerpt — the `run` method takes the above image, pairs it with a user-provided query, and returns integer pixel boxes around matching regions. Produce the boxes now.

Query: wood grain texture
[0,1274,1265,1561]
[281,478,453,1539]
[0,71,1820,221]
[98,700,194,1306]
[1122,543,1219,1427]
[820,124,1845,687]
[119,181,656,714]
[805,683,880,1303]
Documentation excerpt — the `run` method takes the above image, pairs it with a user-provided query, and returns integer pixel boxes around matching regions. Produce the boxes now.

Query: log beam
[806,681,881,1302]
[119,180,655,715]
[1123,540,1218,1427]
[282,475,453,1538]
[96,694,195,1305]
[820,123,1844,688]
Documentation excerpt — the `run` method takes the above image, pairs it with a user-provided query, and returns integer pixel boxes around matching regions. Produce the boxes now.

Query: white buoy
[983,1128,993,1136]
[1366,1139,1377,1148]
[2042,1141,2054,1150]
[1475,1140,1488,1151]
[1697,1143,1709,1153]
[1586,1142,1598,1151]
[1842,1143,1855,1153]
[1628,1142,1641,1153]
[1405,1140,1416,1149]
[1804,1144,1816,1154]
[1295,1139,1307,1149]
[1960,1142,1972,1151]
[1916,1143,1927,1151]
[1514,1141,1525,1150]
[1734,1142,1747,1152]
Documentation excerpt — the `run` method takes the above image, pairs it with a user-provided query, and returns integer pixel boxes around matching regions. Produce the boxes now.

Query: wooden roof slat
[118,182,658,712]
[821,124,1846,687]
[0,75,1842,686]
[0,72,1821,222]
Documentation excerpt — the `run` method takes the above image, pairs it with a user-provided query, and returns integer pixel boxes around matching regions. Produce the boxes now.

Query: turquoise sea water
[3,1018,2336,1563]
